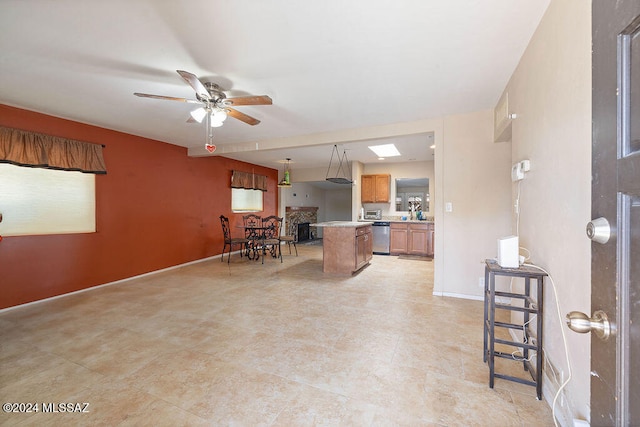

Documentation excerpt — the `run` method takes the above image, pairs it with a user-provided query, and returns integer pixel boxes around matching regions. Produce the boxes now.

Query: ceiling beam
[187,117,444,157]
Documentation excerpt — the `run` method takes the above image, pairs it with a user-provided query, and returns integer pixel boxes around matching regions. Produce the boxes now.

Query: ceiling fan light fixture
[212,108,228,122]
[209,108,228,127]
[190,107,207,123]
[207,109,224,127]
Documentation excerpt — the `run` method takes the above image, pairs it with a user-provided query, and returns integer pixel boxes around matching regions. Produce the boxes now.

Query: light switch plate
[445,202,453,212]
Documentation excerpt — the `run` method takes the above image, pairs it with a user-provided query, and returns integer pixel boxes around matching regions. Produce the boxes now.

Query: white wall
[280,182,325,213]
[435,110,512,299]
[324,188,352,221]
[500,0,592,422]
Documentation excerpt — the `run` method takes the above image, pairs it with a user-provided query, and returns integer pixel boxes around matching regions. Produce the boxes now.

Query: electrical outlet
[478,277,485,288]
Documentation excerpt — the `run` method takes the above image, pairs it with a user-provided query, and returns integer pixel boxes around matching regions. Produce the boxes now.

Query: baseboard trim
[0,252,227,314]
[432,291,483,301]
[433,291,511,304]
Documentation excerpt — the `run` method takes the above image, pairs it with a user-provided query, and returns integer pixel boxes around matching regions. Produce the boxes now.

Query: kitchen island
[313,221,373,274]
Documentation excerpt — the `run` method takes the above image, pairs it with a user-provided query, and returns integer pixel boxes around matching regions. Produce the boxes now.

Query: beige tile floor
[0,243,555,426]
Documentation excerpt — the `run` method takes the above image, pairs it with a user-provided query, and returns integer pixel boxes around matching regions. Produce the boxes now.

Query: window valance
[231,170,267,191]
[0,126,107,174]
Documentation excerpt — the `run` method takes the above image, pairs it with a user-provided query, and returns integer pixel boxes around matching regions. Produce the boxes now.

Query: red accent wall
[0,105,278,309]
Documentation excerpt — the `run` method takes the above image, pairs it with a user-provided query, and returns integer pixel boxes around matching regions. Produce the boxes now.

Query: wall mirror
[395,178,429,212]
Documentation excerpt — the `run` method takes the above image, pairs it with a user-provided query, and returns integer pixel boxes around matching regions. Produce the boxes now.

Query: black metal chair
[220,215,248,263]
[279,220,298,256]
[242,214,262,231]
[261,215,283,264]
[242,214,262,259]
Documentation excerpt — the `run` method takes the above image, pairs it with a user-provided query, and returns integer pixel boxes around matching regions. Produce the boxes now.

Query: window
[0,163,96,236]
[231,188,263,213]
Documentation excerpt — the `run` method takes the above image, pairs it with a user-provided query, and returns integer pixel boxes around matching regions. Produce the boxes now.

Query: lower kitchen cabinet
[322,223,372,274]
[390,222,434,257]
[408,224,428,256]
[355,226,373,270]
[390,223,408,254]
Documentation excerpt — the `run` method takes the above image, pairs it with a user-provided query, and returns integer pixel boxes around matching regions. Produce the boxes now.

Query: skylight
[368,143,401,158]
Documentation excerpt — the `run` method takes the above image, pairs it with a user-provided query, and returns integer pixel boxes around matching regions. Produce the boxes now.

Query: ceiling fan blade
[134,92,201,104]
[176,70,212,101]
[224,95,273,106]
[226,108,261,126]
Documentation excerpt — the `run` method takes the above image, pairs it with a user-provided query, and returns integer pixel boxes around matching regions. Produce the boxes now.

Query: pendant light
[325,145,352,184]
[277,158,292,188]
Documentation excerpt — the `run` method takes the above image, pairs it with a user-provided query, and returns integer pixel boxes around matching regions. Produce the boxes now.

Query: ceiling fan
[134,70,272,126]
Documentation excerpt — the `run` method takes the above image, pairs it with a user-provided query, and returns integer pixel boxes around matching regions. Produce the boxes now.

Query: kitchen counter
[314,221,374,227]
[358,219,434,224]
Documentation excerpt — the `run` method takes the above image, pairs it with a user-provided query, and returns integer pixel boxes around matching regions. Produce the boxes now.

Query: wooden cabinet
[355,226,373,271]
[408,224,428,256]
[361,174,390,203]
[322,224,372,274]
[390,223,408,254]
[389,222,434,257]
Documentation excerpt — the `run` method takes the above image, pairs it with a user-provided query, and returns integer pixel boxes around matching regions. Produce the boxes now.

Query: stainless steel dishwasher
[371,221,390,255]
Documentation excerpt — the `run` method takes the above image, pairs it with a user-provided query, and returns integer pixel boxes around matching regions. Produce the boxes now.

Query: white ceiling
[0,0,549,170]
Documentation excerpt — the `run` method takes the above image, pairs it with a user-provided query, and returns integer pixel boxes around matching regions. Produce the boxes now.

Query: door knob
[586,217,611,244]
[566,310,612,340]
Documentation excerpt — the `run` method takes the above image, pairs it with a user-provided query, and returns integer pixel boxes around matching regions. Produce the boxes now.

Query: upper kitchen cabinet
[361,174,390,203]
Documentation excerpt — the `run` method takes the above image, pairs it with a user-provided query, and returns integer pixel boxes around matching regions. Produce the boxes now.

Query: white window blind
[0,163,96,236]
[231,188,263,213]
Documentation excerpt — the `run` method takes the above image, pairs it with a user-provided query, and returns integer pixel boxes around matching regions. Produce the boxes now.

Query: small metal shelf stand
[483,259,547,399]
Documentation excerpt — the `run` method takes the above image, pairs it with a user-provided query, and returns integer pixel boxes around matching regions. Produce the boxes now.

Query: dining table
[237,224,277,261]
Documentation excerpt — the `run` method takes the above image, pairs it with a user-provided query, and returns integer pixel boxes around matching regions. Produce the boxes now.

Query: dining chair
[219,215,249,263]
[242,214,261,237]
[242,214,262,259]
[261,215,283,264]
[279,220,298,256]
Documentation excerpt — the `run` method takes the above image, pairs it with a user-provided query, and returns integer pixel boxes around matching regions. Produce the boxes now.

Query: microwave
[364,209,382,220]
